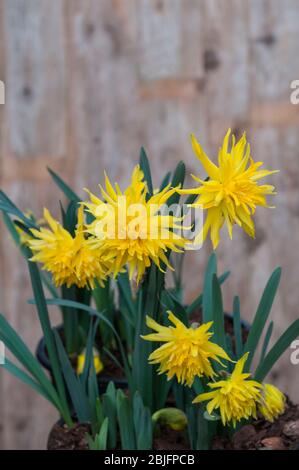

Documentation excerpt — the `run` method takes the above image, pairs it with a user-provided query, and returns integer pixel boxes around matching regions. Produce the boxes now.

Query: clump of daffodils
[84,165,187,283]
[142,311,231,387]
[192,353,285,427]
[180,129,278,248]
[28,206,108,288]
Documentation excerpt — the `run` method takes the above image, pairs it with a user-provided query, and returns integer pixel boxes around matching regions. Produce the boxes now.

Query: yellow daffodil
[28,206,108,288]
[84,165,187,283]
[180,129,278,248]
[141,311,231,387]
[193,352,262,427]
[76,348,104,375]
[259,383,285,422]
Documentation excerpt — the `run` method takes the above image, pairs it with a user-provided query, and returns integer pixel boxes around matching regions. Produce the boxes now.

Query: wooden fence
[0,0,299,449]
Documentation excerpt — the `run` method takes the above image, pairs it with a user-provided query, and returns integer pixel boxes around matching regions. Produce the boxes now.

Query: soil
[47,422,90,450]
[47,421,189,450]
[153,427,190,450]
[47,402,299,450]
[212,399,299,450]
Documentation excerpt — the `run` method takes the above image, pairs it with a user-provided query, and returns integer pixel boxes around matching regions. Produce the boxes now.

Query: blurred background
[0,0,299,449]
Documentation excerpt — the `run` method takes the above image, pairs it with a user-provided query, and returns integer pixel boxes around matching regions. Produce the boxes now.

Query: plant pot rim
[35,324,128,389]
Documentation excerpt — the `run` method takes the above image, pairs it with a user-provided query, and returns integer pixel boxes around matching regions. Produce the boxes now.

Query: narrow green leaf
[97,417,109,450]
[139,147,153,197]
[186,270,230,315]
[103,382,117,449]
[28,297,132,386]
[133,392,152,450]
[202,253,217,323]
[47,167,81,202]
[244,267,281,372]
[211,274,226,352]
[116,390,136,450]
[117,270,136,319]
[255,319,299,382]
[26,254,71,425]
[54,330,90,423]
[159,171,171,191]
[233,296,243,359]
[1,358,57,406]
[167,161,185,206]
[0,314,61,410]
[260,321,274,364]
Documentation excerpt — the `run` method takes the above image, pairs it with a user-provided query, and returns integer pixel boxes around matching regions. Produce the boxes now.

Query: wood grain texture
[0,0,299,449]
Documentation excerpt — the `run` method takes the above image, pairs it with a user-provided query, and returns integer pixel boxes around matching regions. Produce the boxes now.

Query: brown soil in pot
[212,400,299,450]
[47,422,90,450]
[47,403,299,450]
[47,421,189,450]
[153,427,190,450]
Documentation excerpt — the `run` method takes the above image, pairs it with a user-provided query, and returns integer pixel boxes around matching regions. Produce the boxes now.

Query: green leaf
[1,358,57,406]
[47,167,81,202]
[117,270,136,320]
[211,275,226,352]
[167,161,185,206]
[185,193,198,205]
[244,267,281,372]
[0,314,61,410]
[255,319,299,382]
[186,270,230,315]
[260,321,274,364]
[133,392,152,450]
[97,417,109,450]
[64,201,79,236]
[202,253,217,323]
[139,147,153,197]
[160,290,188,326]
[28,297,132,386]
[26,254,72,425]
[159,172,171,191]
[0,191,38,229]
[103,382,117,449]
[116,390,136,450]
[233,296,243,359]
[54,330,91,423]
[2,211,27,255]
[80,318,99,386]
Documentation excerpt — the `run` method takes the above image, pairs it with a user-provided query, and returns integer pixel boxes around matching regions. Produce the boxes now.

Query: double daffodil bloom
[259,383,286,422]
[84,165,187,283]
[193,353,262,427]
[180,130,278,248]
[28,206,108,288]
[142,311,231,387]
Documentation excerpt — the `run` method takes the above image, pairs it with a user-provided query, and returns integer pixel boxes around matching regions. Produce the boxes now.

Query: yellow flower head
[84,165,187,283]
[180,130,278,248]
[76,348,104,376]
[28,206,107,288]
[141,311,231,387]
[193,352,263,427]
[259,383,285,422]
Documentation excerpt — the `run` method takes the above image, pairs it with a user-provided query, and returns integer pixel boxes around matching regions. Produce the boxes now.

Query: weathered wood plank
[1,0,299,449]
[3,0,66,158]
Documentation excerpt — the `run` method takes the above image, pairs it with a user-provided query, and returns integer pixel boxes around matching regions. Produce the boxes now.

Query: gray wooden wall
[0,0,299,449]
